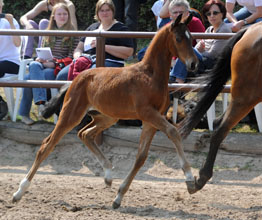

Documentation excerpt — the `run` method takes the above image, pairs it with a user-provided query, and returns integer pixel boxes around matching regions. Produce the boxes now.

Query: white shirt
[0,17,20,65]
[226,0,262,13]
[151,0,164,29]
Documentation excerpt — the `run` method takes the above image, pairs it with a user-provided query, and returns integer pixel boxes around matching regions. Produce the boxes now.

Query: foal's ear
[184,13,193,25]
[172,13,183,29]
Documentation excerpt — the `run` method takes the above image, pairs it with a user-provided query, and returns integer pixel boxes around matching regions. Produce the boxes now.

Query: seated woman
[0,0,21,103]
[225,0,262,32]
[56,0,134,81]
[170,0,232,83]
[0,0,21,78]
[18,3,78,125]
[20,0,77,58]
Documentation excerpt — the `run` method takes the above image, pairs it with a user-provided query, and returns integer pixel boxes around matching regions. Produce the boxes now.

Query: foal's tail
[179,28,247,139]
[42,84,70,119]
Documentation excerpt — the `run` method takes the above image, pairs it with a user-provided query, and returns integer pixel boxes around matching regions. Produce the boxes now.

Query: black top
[80,22,134,62]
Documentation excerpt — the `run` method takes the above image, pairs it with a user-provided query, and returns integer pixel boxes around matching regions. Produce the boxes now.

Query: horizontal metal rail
[0,29,235,39]
[0,80,231,93]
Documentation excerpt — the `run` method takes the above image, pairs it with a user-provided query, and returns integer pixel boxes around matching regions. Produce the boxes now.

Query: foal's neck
[142,27,173,82]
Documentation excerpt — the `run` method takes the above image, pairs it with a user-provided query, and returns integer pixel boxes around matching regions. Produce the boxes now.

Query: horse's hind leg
[77,111,118,186]
[113,122,156,209]
[12,96,89,203]
[193,100,256,193]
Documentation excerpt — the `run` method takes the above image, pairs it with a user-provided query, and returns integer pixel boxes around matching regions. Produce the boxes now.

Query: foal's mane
[142,23,172,62]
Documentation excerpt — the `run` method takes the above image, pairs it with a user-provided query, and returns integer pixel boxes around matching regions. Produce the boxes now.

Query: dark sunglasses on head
[206,11,221,17]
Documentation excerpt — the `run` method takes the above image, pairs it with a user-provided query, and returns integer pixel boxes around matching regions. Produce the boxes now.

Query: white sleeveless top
[0,18,20,65]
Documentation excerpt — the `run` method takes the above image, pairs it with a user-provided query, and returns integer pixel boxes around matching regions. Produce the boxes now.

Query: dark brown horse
[179,22,262,193]
[12,14,199,208]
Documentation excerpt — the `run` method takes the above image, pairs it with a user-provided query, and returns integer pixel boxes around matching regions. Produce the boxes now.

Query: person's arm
[159,0,170,19]
[5,14,21,47]
[68,2,78,30]
[226,2,237,23]
[20,0,46,29]
[73,41,84,59]
[243,6,262,24]
[105,45,133,59]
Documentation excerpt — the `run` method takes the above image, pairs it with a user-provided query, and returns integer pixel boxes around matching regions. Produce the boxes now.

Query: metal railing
[0,29,234,92]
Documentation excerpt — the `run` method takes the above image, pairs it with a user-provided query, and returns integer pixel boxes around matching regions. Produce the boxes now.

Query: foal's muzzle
[186,59,199,72]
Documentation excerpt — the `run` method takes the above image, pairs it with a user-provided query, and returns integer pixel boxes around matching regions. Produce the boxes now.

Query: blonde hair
[94,0,115,22]
[48,0,66,6]
[44,3,75,45]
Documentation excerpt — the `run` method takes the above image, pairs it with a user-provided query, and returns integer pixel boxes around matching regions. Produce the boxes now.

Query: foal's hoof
[112,201,121,209]
[12,193,22,203]
[186,177,198,194]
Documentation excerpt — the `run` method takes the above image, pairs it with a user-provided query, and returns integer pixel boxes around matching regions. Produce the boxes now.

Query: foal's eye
[176,35,182,43]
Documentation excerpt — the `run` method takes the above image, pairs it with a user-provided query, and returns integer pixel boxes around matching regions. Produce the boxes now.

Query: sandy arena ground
[0,134,262,220]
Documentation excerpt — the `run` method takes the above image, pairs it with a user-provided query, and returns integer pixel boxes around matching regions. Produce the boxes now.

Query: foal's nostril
[191,62,195,70]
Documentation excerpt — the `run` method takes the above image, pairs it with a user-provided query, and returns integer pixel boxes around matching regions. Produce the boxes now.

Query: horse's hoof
[186,177,198,194]
[104,178,112,187]
[12,193,21,203]
[112,201,121,209]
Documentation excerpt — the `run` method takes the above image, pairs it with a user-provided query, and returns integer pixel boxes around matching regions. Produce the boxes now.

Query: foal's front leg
[112,123,156,209]
[145,110,196,193]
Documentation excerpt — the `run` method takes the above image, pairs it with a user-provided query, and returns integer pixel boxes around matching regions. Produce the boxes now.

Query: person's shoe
[21,116,35,125]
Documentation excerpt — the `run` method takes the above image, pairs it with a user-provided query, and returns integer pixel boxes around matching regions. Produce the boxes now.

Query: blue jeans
[170,49,202,81]
[19,61,55,117]
[56,64,70,80]
[224,7,262,23]
[90,60,124,68]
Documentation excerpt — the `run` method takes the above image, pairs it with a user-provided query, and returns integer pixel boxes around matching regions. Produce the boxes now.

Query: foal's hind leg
[12,97,89,202]
[113,122,156,209]
[192,100,256,193]
[77,111,118,186]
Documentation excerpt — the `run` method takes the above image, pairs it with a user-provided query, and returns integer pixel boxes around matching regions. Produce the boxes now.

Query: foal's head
[169,13,198,72]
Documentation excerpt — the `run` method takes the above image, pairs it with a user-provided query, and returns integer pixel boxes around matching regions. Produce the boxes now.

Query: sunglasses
[206,11,221,17]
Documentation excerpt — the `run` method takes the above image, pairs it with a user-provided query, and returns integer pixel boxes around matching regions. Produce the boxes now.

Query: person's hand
[90,39,97,48]
[197,40,205,53]
[4,14,14,26]
[24,21,34,30]
[35,57,47,63]
[231,20,244,32]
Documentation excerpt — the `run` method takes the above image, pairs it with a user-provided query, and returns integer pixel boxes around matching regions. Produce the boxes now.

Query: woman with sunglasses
[169,0,232,84]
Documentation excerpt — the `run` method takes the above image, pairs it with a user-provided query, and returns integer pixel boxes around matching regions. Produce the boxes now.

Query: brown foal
[13,14,199,208]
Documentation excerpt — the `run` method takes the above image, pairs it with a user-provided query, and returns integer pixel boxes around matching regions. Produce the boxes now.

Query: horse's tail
[41,83,70,119]
[179,28,247,139]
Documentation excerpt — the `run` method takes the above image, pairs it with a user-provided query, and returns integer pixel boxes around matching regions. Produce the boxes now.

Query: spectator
[152,0,170,29]
[225,0,262,32]
[112,0,146,55]
[20,0,77,59]
[0,0,21,78]
[160,0,205,46]
[0,0,21,102]
[170,0,232,83]
[18,3,78,125]
[57,0,134,81]
[138,0,205,62]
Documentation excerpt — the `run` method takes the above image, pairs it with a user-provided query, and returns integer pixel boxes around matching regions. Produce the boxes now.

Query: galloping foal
[179,22,262,193]
[13,14,199,208]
